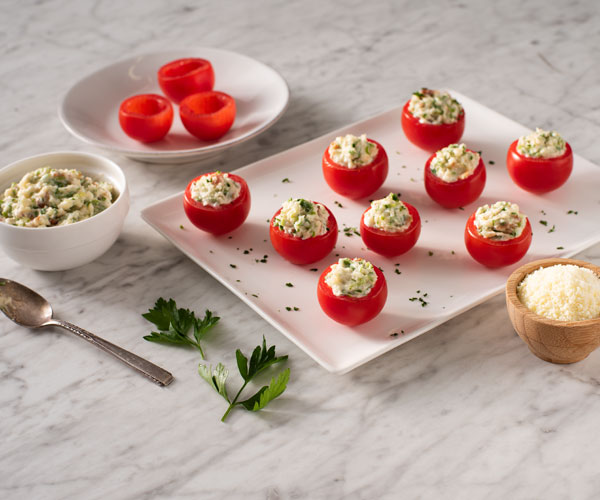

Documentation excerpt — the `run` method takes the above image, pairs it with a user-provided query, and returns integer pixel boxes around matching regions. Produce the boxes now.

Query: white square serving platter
[142,91,600,373]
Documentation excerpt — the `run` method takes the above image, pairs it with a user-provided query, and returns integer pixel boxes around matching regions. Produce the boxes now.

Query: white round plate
[59,49,289,164]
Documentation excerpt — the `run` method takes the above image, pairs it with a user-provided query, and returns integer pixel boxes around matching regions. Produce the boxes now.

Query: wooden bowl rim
[506,257,600,328]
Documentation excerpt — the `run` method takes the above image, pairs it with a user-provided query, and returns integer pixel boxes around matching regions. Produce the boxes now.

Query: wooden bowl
[506,258,600,364]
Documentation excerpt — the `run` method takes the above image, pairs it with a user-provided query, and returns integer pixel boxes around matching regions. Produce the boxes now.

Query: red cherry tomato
[269,203,338,265]
[322,139,389,199]
[401,100,465,152]
[360,202,421,257]
[464,212,532,268]
[179,91,236,141]
[506,140,573,194]
[183,173,250,235]
[317,263,387,326]
[157,58,215,104]
[424,151,486,208]
[118,94,173,143]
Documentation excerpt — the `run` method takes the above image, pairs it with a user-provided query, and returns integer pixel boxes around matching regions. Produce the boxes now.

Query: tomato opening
[122,95,168,116]
[160,59,208,79]
[184,93,227,115]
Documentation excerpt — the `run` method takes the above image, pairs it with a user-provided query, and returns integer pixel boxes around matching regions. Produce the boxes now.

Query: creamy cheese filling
[474,201,526,241]
[363,193,412,232]
[324,257,377,298]
[0,166,116,228]
[518,265,600,321]
[408,88,463,125]
[516,128,566,159]
[190,172,241,207]
[429,143,479,183]
[273,198,330,239]
[328,134,378,169]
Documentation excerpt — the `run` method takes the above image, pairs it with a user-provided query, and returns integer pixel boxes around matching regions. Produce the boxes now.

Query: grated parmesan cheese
[517,264,600,321]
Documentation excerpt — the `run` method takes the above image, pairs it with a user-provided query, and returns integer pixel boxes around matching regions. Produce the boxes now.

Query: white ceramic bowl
[0,151,129,271]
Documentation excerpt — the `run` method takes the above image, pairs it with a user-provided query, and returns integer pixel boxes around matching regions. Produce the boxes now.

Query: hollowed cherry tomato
[506,140,573,194]
[269,203,338,265]
[424,151,486,208]
[317,263,387,326]
[157,58,215,104]
[464,212,532,268]
[183,173,250,235]
[118,94,173,143]
[322,139,388,199]
[401,100,465,152]
[179,91,236,141]
[360,201,421,257]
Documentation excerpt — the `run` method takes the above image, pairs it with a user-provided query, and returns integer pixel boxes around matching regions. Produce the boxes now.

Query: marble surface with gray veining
[1,0,600,498]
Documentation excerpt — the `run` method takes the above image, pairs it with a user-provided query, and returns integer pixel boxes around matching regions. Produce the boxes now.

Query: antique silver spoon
[0,279,174,386]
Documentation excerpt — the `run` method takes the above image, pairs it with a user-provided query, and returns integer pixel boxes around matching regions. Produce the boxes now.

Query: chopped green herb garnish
[230,264,237,269]
[309,268,318,272]
[428,251,434,256]
[285,282,293,288]
[488,160,495,165]
[282,178,290,183]
[548,225,555,233]
[179,224,184,229]
[540,220,548,226]
[556,246,564,250]
[567,210,578,215]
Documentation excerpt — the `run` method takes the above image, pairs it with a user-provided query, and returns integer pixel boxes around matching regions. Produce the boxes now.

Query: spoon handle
[50,319,174,387]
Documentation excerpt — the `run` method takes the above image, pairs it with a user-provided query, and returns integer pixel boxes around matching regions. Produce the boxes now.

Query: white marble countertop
[2,1,600,498]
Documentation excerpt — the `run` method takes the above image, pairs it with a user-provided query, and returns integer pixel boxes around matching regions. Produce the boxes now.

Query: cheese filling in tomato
[516,128,566,159]
[324,258,377,298]
[363,193,412,232]
[274,198,329,239]
[328,134,378,169]
[190,172,241,207]
[430,143,479,183]
[408,88,463,125]
[0,166,116,227]
[474,201,526,241]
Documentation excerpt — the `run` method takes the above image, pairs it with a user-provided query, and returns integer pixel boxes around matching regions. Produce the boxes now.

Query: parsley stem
[221,381,248,422]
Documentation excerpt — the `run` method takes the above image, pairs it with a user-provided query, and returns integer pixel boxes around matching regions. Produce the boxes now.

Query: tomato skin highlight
[157,58,215,104]
[269,204,338,265]
[317,264,387,326]
[360,202,421,257]
[118,93,173,143]
[322,139,389,199]
[424,152,486,208]
[506,140,573,194]
[183,173,251,235]
[464,212,532,268]
[401,100,465,152]
[179,91,236,141]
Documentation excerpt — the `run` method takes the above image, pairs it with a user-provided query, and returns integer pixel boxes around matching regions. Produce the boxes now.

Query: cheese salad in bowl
[0,151,129,271]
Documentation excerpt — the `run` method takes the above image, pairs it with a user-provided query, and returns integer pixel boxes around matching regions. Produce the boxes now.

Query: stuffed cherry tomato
[118,94,173,143]
[360,193,421,257]
[401,89,465,152]
[270,198,337,265]
[424,143,486,208]
[179,91,236,141]
[317,257,387,326]
[157,57,215,104]
[322,134,388,199]
[183,172,250,235]
[464,201,532,268]
[506,128,573,194]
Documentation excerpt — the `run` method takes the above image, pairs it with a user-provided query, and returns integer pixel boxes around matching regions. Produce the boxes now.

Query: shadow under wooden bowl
[505,258,600,364]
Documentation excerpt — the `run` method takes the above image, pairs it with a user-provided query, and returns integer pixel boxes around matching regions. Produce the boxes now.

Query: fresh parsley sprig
[199,336,289,422]
[142,298,219,359]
